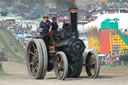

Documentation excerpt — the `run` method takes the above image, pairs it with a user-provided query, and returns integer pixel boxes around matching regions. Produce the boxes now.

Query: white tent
[84,13,128,30]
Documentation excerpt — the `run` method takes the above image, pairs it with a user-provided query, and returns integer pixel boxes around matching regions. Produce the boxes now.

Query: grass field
[0,72,12,76]
[0,32,20,59]
[4,29,25,53]
[0,28,26,63]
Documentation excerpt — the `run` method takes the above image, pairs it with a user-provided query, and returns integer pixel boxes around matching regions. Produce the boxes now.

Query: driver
[39,16,52,45]
[40,16,52,33]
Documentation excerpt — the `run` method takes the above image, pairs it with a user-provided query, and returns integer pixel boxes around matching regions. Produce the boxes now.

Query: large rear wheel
[27,39,48,79]
[37,39,48,79]
[54,52,68,80]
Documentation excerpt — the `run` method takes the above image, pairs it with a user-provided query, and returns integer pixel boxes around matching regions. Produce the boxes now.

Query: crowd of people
[0,20,38,49]
[102,52,120,66]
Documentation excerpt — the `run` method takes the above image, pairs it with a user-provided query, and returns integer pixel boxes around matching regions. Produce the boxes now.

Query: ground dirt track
[0,61,128,85]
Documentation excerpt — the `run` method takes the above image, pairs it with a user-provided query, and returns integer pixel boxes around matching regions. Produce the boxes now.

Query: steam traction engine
[26,8,100,80]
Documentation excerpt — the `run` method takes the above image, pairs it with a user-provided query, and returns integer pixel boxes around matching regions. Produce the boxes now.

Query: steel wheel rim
[28,42,39,76]
[55,54,64,79]
[89,54,96,77]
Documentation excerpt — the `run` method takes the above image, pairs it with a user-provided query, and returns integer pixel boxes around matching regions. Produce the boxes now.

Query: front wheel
[54,51,68,80]
[67,55,83,78]
[85,52,100,78]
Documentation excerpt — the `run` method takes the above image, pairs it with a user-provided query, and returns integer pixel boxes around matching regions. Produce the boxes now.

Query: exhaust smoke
[55,0,77,8]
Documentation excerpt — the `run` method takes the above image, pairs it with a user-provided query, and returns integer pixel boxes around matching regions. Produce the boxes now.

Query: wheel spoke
[56,64,59,69]
[56,55,64,78]
[89,55,96,67]
[34,49,38,56]
[32,63,38,72]
[60,58,63,64]
[61,65,64,69]
[30,62,35,65]
[59,71,62,76]
[58,69,63,77]
[30,56,38,63]
[56,57,60,67]
[58,56,61,63]
[91,61,96,65]
[61,61,64,69]
[28,42,39,76]
[57,56,59,62]
[91,68,95,75]
[31,67,36,74]
[32,43,36,50]
[29,50,36,56]
[33,68,36,73]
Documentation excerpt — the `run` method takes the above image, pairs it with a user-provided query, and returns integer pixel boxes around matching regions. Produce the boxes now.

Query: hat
[43,16,48,18]
[52,17,57,21]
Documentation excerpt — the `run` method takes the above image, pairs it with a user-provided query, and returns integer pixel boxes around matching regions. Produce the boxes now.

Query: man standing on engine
[39,16,52,45]
[40,16,52,32]
[52,17,58,32]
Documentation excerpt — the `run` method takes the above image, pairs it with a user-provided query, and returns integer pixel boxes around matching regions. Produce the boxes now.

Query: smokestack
[69,8,78,38]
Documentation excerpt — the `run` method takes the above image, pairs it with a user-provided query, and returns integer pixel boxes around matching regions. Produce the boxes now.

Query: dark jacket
[40,20,52,32]
[52,22,58,32]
